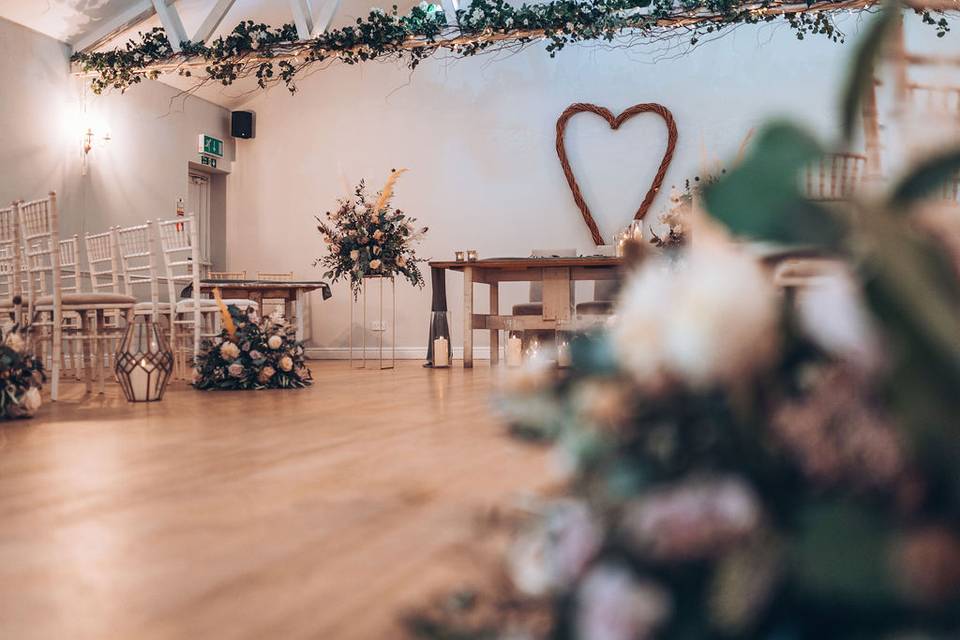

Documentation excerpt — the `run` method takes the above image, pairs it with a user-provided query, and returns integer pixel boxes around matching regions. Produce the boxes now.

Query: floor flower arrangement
[316,169,427,297]
[192,304,311,390]
[408,6,960,639]
[0,314,45,419]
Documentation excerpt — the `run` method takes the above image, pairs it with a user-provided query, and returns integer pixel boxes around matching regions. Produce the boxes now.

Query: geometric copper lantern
[114,316,174,402]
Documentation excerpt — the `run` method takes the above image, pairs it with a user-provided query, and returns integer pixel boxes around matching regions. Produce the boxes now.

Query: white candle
[507,336,523,367]
[433,337,449,367]
[557,342,571,368]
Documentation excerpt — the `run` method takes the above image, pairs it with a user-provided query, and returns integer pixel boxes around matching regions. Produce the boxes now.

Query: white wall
[0,17,235,260]
[226,15,880,356]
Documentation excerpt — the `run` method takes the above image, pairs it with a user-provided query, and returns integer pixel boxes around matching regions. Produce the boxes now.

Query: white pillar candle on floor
[557,343,571,368]
[433,337,449,367]
[506,336,523,367]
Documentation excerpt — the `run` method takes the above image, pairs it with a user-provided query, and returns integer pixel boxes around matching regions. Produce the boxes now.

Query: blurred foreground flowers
[408,6,960,639]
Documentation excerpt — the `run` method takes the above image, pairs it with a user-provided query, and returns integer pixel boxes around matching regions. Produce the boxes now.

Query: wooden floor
[0,362,552,640]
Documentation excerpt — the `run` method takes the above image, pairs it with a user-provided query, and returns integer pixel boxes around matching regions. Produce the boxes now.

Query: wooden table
[429,257,624,367]
[199,280,331,343]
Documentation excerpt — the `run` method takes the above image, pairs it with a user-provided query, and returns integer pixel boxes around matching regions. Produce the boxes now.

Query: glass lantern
[428,310,452,368]
[114,316,174,402]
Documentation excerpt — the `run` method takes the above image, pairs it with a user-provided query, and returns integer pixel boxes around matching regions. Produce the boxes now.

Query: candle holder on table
[349,275,395,370]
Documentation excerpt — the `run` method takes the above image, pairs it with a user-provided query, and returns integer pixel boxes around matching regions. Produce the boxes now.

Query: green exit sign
[198,134,223,158]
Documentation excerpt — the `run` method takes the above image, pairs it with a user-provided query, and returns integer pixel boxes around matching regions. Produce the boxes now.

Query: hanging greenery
[71,0,943,96]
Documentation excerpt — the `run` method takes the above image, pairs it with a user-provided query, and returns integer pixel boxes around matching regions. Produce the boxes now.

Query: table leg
[542,267,573,321]
[94,310,106,395]
[295,290,306,344]
[489,281,499,365]
[81,319,93,395]
[463,266,474,368]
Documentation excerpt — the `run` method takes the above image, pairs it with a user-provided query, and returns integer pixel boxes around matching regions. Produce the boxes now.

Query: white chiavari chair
[803,153,868,202]
[116,222,166,321]
[19,193,136,399]
[157,215,256,378]
[208,270,247,280]
[0,203,26,323]
[85,227,129,365]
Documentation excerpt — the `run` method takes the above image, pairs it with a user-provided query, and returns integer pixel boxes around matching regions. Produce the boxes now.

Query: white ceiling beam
[193,0,237,43]
[72,0,173,53]
[311,0,342,36]
[152,0,188,51]
[289,0,315,40]
[440,0,460,26]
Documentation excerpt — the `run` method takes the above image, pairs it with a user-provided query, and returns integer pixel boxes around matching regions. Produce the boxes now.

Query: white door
[188,173,212,267]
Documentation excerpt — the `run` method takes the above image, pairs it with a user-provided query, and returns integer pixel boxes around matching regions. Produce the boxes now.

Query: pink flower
[576,565,670,640]
[228,362,245,378]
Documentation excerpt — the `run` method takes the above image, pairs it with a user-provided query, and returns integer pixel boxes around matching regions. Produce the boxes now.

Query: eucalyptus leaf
[703,123,845,248]
[889,147,960,206]
[839,2,898,143]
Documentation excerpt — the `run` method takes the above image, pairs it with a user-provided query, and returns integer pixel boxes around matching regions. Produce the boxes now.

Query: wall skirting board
[305,347,494,360]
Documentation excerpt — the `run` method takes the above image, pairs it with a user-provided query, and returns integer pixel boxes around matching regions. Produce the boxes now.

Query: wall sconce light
[81,127,111,175]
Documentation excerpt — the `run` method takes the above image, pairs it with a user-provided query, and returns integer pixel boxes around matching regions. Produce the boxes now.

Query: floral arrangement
[316,169,427,297]
[67,0,944,96]
[192,303,311,390]
[409,7,960,639]
[0,314,45,419]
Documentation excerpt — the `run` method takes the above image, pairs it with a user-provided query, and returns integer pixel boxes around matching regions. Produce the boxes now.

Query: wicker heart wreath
[555,102,679,246]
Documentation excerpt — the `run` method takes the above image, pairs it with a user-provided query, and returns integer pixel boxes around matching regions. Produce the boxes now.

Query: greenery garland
[72,0,946,96]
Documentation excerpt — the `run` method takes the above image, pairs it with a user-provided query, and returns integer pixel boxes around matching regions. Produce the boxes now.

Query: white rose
[4,331,24,353]
[796,269,880,371]
[219,341,240,361]
[612,234,778,389]
[369,259,382,270]
[350,249,360,261]
[22,387,41,414]
[279,355,294,372]
[267,335,283,350]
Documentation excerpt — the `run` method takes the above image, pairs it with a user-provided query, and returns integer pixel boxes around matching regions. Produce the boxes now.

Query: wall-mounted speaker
[231,111,255,139]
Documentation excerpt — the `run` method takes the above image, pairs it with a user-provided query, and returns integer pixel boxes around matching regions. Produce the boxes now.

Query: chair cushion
[134,302,173,313]
[576,301,615,315]
[512,302,543,316]
[35,293,136,307]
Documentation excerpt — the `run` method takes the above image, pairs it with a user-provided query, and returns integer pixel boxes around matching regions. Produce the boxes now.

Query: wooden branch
[193,0,238,43]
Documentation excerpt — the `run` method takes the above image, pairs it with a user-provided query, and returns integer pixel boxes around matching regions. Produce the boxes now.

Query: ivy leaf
[839,2,898,144]
[889,147,960,207]
[703,122,844,249]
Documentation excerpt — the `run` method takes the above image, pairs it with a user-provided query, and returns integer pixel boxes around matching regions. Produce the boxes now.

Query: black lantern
[114,316,173,402]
